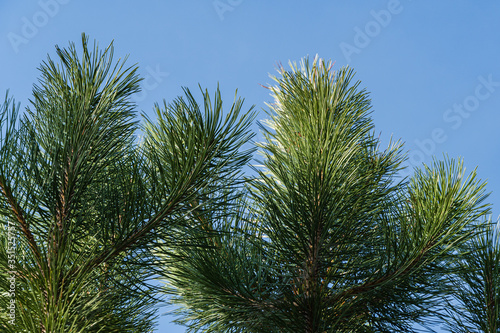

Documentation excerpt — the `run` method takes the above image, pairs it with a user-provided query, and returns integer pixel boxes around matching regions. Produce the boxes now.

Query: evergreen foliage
[0,36,498,333]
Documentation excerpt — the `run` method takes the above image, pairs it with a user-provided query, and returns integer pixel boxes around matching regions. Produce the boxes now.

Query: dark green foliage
[0,34,255,332]
[160,58,492,333]
[0,36,497,333]
[445,220,500,333]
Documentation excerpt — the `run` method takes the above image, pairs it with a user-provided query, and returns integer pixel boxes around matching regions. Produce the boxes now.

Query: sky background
[1,1,500,332]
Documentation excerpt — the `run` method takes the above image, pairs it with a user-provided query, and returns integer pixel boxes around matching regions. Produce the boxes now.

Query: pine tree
[0,34,255,332]
[445,220,500,332]
[0,35,496,333]
[160,58,491,332]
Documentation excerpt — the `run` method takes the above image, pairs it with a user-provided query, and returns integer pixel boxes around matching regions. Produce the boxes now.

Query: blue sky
[1,1,500,332]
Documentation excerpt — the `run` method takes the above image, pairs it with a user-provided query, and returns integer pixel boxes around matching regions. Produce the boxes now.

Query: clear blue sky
[1,1,500,332]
